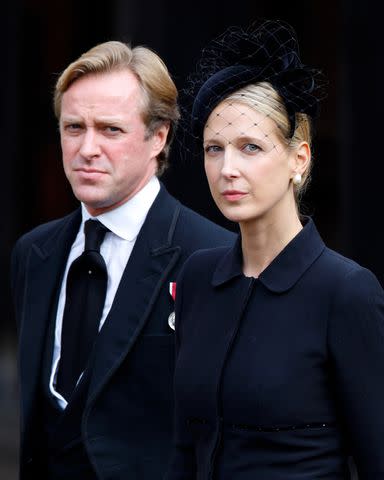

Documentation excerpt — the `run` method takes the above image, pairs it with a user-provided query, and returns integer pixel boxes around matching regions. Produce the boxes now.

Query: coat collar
[86,184,182,403]
[30,209,82,260]
[31,183,176,258]
[81,176,160,242]
[18,209,81,450]
[20,184,182,449]
[212,217,325,292]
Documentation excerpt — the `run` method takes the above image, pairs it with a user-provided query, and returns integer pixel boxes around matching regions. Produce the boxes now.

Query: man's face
[60,69,168,216]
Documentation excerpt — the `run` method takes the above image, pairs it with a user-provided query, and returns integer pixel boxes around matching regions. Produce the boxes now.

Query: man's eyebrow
[94,117,127,124]
[61,116,81,122]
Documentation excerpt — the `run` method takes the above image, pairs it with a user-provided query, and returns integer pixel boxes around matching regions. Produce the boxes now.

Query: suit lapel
[19,211,81,427]
[87,187,181,403]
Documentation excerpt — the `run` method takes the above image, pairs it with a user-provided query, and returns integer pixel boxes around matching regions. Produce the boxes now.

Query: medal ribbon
[169,282,176,301]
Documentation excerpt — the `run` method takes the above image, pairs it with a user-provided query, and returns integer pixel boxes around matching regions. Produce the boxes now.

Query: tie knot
[84,219,109,252]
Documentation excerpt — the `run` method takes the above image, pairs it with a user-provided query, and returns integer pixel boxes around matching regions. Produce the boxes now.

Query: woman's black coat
[165,218,384,480]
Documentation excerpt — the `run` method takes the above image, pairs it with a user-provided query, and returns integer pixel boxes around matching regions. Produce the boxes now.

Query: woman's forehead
[204,100,278,141]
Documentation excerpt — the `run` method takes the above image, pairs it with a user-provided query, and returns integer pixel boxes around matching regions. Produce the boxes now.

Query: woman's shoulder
[321,246,365,273]
[301,218,383,294]
[320,246,384,301]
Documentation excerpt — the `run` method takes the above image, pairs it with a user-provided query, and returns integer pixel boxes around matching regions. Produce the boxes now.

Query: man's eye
[66,124,82,131]
[105,126,121,133]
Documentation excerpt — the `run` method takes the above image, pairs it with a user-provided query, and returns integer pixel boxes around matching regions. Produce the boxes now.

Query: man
[11,41,235,480]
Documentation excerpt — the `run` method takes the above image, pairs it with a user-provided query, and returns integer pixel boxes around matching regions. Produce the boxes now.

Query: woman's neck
[240,209,303,278]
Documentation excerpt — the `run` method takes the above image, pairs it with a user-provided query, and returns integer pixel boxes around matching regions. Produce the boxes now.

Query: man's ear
[151,122,170,158]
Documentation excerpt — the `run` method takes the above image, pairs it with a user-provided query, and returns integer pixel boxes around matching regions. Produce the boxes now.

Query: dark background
[1,0,381,478]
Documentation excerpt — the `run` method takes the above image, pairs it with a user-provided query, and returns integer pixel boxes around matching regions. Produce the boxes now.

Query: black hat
[184,19,327,143]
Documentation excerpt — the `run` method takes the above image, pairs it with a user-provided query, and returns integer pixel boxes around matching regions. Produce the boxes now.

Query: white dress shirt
[50,176,160,409]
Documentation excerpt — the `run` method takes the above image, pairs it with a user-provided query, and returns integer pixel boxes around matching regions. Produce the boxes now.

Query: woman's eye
[243,143,260,153]
[205,145,223,154]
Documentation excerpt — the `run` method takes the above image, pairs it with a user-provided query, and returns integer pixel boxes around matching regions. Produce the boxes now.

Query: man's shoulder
[14,210,80,250]
[178,244,232,287]
[154,185,236,251]
[176,202,236,247]
[186,245,231,268]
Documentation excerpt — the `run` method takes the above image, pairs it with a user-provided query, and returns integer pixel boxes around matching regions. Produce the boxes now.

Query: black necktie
[56,219,109,400]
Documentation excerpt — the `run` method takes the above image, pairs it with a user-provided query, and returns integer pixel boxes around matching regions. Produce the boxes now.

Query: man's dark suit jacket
[10,184,236,480]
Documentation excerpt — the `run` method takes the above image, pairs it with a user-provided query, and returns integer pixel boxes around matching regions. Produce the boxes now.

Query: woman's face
[204,100,298,225]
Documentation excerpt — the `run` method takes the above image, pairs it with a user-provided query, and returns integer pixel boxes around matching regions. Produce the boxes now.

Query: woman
[165,20,384,479]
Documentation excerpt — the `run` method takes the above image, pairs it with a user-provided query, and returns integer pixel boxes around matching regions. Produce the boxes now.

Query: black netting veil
[176,19,327,156]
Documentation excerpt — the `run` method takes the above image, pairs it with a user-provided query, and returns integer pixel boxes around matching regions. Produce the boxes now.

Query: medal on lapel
[168,282,176,330]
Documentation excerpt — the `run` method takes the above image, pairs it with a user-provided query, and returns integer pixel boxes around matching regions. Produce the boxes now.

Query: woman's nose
[221,148,240,178]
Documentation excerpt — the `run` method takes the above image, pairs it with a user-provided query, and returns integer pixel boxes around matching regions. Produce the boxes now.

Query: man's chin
[82,202,113,217]
[74,192,112,215]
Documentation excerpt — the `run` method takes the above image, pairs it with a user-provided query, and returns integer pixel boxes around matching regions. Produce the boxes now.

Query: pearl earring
[292,173,302,186]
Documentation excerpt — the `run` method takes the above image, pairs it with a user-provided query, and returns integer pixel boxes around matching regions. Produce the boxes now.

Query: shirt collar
[212,217,325,292]
[81,176,160,241]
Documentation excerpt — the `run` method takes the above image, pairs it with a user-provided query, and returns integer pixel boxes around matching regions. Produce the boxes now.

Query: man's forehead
[63,70,140,100]
[61,74,142,119]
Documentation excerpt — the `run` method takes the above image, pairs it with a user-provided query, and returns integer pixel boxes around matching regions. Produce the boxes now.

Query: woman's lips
[222,190,247,202]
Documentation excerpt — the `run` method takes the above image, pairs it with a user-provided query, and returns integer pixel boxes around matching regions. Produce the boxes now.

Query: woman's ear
[291,141,311,176]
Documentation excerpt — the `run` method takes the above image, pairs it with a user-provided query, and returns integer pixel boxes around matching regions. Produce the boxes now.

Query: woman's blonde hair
[226,81,313,197]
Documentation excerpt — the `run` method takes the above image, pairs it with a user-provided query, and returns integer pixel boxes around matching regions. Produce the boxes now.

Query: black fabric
[165,219,384,479]
[45,441,97,480]
[39,318,96,480]
[182,19,327,143]
[56,219,108,400]
[191,64,317,140]
[12,185,236,480]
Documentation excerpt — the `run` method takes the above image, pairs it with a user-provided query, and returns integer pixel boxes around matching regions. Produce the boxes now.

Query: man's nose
[79,129,101,159]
